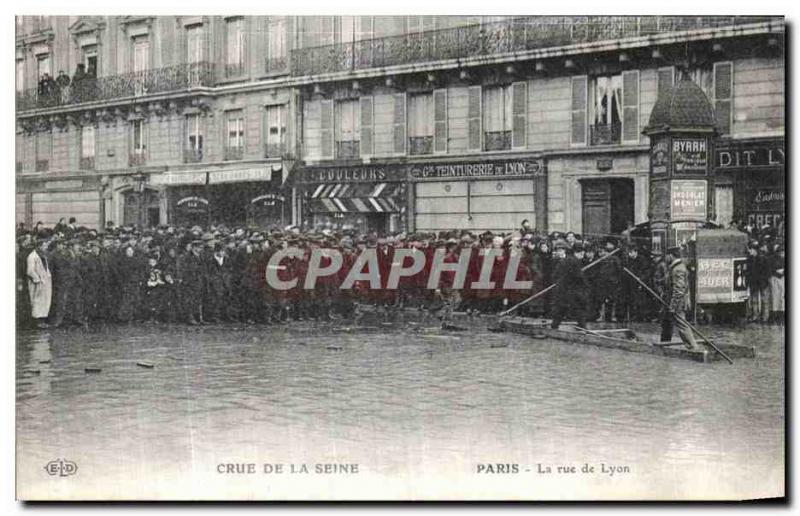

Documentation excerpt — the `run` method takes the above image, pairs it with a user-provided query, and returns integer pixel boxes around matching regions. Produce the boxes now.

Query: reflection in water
[16,319,784,499]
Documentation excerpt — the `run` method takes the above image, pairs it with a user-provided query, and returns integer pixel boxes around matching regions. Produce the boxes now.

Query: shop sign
[251,194,285,207]
[747,187,785,213]
[715,142,785,169]
[153,171,207,186]
[670,180,707,220]
[306,166,392,184]
[176,196,209,213]
[209,168,273,184]
[651,137,670,175]
[672,137,708,175]
[408,159,544,179]
[696,257,749,304]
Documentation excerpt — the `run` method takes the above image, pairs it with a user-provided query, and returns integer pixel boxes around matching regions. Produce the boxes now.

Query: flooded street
[16,316,784,500]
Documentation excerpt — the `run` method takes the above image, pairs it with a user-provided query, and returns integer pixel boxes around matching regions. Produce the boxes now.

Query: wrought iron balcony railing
[183,148,203,163]
[484,131,512,151]
[129,152,147,167]
[16,62,215,112]
[409,136,433,156]
[336,141,360,160]
[264,142,286,158]
[79,156,95,170]
[265,56,289,75]
[224,146,244,161]
[35,159,49,172]
[291,16,780,76]
[590,123,621,146]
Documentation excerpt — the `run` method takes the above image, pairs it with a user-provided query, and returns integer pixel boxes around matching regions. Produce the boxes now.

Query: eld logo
[44,459,78,477]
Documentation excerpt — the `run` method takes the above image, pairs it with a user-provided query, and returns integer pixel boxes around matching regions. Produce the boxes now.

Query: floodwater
[16,315,784,500]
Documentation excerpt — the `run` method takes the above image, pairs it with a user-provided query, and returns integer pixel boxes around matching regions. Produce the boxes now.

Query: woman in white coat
[26,239,52,328]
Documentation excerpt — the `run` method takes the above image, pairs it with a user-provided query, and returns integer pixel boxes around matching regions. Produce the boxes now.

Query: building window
[570,76,588,146]
[36,54,51,82]
[16,132,25,173]
[408,93,433,155]
[225,109,245,160]
[80,125,95,170]
[82,44,98,78]
[483,85,512,151]
[132,36,149,73]
[266,17,287,73]
[16,59,25,93]
[185,114,203,163]
[186,24,204,64]
[335,99,360,159]
[264,104,286,158]
[225,17,245,77]
[589,74,622,145]
[35,130,51,172]
[130,119,147,166]
[713,61,733,136]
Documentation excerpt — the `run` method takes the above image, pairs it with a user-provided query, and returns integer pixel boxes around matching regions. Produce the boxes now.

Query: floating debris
[490,343,509,349]
[38,359,51,364]
[487,326,504,333]
[84,367,102,374]
[29,369,41,375]
[326,345,343,351]
[136,361,155,369]
[441,323,468,331]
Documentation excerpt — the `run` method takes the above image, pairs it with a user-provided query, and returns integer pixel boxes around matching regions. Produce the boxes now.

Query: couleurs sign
[306,166,391,184]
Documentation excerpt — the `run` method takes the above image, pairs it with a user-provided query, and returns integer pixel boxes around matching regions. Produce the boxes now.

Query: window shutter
[393,93,406,155]
[433,88,448,154]
[570,76,587,145]
[467,85,482,151]
[622,70,639,143]
[320,99,333,159]
[714,62,733,135]
[657,66,674,99]
[360,96,373,157]
[511,81,527,149]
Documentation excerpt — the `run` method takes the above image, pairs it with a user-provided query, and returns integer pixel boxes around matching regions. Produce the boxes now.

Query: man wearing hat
[178,239,206,324]
[205,242,233,323]
[593,239,622,322]
[549,239,589,329]
[619,244,651,323]
[661,245,701,350]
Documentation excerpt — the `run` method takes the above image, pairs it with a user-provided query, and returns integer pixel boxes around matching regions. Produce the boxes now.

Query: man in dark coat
[116,244,145,323]
[593,240,622,322]
[619,245,652,323]
[660,246,701,350]
[549,241,589,329]
[178,240,206,324]
[205,243,233,322]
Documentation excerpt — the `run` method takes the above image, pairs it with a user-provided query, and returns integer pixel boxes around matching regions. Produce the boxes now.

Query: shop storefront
[410,158,547,234]
[298,164,408,234]
[17,175,103,229]
[154,165,291,229]
[714,137,785,232]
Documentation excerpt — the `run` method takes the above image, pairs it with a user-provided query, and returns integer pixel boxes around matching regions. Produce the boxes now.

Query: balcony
[35,159,48,172]
[184,148,203,163]
[265,56,289,75]
[409,136,433,156]
[79,156,95,170]
[484,131,511,151]
[590,123,621,146]
[129,152,147,167]
[224,146,244,161]
[264,142,286,159]
[336,141,360,160]
[290,16,780,76]
[16,62,215,112]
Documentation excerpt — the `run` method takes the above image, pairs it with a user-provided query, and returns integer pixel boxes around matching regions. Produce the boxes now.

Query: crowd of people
[16,217,785,330]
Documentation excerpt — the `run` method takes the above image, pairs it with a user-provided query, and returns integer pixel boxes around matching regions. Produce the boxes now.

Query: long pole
[499,247,621,317]
[622,266,734,365]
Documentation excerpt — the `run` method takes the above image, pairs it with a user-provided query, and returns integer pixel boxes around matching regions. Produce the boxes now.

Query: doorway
[123,188,161,228]
[581,178,634,237]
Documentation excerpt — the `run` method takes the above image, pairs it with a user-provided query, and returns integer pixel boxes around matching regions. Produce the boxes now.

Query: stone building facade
[16,16,784,236]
